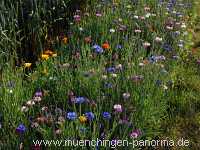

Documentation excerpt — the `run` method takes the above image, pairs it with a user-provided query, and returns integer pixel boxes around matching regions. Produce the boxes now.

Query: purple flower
[16,124,26,134]
[102,112,111,120]
[66,112,77,120]
[85,112,95,121]
[34,90,43,97]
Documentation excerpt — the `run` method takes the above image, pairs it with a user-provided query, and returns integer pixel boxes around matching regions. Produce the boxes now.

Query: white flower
[134,15,139,19]
[166,26,173,30]
[155,37,163,42]
[118,18,122,22]
[21,106,29,112]
[143,42,151,48]
[109,28,115,33]
[123,92,130,99]
[135,29,142,33]
[26,100,35,107]
[181,23,186,28]
[79,27,83,31]
[139,63,145,67]
[145,13,151,18]
[111,73,117,78]
[163,85,168,90]
[102,75,108,80]
[116,64,123,70]
[33,96,42,102]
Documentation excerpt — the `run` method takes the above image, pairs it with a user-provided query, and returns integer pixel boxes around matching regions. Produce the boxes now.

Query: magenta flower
[130,129,142,139]
[113,104,122,112]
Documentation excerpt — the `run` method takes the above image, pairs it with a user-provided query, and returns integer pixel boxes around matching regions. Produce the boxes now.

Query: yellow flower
[24,63,32,68]
[41,54,49,60]
[79,115,87,123]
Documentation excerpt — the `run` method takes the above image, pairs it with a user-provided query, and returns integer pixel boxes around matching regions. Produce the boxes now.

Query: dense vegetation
[0,0,200,149]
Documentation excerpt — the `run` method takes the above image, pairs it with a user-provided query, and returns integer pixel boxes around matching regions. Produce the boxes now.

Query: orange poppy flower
[62,37,68,44]
[102,42,110,49]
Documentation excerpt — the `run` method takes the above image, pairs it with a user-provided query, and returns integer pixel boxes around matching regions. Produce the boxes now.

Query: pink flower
[113,104,122,112]
[96,13,102,17]
[130,129,142,139]
[73,15,81,22]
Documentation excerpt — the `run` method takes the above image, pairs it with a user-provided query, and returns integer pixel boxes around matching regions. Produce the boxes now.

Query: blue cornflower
[16,124,26,134]
[102,112,111,120]
[116,44,122,49]
[66,112,77,120]
[163,43,172,51]
[104,83,112,88]
[85,112,95,121]
[92,44,104,54]
[156,80,162,86]
[75,97,86,104]
[106,67,116,73]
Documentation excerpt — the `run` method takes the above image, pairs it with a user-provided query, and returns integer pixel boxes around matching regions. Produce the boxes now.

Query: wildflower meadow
[0,0,200,149]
